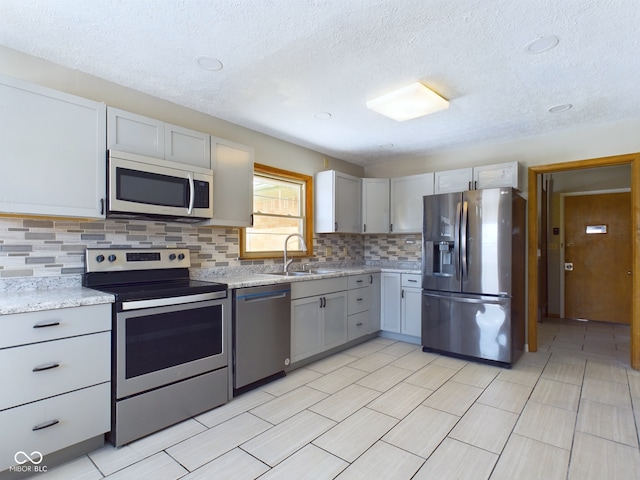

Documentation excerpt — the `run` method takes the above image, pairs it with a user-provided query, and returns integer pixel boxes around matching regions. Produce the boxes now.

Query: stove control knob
[178,253,185,260]
[108,254,117,262]
[96,255,105,263]
[169,253,177,260]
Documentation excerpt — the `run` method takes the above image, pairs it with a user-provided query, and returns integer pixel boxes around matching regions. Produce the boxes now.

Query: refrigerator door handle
[461,201,469,281]
[454,201,461,281]
[424,292,507,305]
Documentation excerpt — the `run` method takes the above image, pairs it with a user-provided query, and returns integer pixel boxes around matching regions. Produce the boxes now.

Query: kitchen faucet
[283,233,308,273]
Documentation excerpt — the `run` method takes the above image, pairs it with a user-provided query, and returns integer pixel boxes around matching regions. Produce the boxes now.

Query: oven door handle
[121,290,227,310]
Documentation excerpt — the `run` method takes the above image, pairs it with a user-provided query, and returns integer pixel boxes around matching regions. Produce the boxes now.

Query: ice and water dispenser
[423,240,455,277]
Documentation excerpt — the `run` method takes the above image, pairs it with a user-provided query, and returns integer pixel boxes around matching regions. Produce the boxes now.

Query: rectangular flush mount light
[366,82,449,121]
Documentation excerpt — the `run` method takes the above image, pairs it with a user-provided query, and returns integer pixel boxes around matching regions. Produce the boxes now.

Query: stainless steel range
[83,247,230,447]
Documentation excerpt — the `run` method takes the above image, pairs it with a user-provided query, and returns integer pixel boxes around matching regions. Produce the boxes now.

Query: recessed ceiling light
[379,143,394,149]
[524,35,560,54]
[367,82,449,122]
[547,103,572,113]
[313,112,332,120]
[195,55,223,71]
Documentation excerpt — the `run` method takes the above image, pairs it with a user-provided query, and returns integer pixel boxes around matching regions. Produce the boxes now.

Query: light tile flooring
[33,318,640,480]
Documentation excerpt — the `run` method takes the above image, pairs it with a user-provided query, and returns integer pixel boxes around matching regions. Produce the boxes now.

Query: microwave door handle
[187,173,195,215]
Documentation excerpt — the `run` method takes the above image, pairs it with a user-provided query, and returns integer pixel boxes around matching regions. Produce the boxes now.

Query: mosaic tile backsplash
[0,217,422,278]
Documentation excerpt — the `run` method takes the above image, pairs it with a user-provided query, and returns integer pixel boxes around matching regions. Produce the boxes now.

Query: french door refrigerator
[421,187,526,366]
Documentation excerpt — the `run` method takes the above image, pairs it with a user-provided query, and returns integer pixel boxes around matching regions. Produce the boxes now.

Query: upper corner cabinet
[0,74,106,219]
[473,161,522,191]
[390,173,434,233]
[200,137,254,228]
[107,107,211,168]
[315,170,362,233]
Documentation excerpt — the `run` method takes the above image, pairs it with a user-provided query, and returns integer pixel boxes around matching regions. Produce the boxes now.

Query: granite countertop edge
[0,266,421,315]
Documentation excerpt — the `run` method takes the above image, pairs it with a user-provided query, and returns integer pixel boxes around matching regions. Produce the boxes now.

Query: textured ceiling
[1,0,639,166]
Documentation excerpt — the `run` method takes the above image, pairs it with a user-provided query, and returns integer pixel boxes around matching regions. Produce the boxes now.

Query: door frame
[527,153,640,370]
[559,189,631,318]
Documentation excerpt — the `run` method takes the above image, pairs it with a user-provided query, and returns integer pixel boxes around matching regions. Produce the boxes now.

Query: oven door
[115,296,229,399]
[108,151,213,220]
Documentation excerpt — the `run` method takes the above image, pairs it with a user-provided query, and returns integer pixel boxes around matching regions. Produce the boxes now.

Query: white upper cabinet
[164,123,211,169]
[434,162,522,193]
[0,74,106,219]
[315,170,362,233]
[390,173,434,233]
[362,178,390,234]
[206,138,254,227]
[473,161,521,190]
[434,167,473,194]
[107,107,211,168]
[107,107,164,158]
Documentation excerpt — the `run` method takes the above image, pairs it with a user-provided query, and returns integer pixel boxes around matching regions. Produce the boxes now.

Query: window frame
[239,163,313,260]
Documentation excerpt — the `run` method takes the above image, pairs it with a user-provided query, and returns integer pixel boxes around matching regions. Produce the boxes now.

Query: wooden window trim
[239,163,314,260]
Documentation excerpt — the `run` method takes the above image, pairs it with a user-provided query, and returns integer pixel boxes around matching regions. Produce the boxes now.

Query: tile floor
[31,318,640,480]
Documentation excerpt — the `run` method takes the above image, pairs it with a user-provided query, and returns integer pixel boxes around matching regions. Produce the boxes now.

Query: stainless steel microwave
[107,150,213,223]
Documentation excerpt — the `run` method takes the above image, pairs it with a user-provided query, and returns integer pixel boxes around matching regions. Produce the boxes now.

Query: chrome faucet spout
[283,234,308,273]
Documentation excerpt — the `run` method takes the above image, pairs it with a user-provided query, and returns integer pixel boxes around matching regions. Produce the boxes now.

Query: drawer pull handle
[356,280,363,283]
[356,322,364,326]
[32,362,60,373]
[408,279,418,283]
[356,298,363,301]
[32,419,59,431]
[33,321,61,329]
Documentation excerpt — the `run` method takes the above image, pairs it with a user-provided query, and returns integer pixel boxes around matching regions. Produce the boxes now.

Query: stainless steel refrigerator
[421,187,526,366]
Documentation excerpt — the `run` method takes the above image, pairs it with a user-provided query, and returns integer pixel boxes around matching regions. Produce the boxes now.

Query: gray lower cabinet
[291,278,348,363]
[0,304,111,473]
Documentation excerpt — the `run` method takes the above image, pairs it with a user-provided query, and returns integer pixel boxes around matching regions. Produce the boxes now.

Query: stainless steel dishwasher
[233,283,291,395]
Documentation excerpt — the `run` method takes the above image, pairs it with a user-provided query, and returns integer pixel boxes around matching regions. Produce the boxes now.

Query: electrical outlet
[325,246,332,256]
[342,246,348,256]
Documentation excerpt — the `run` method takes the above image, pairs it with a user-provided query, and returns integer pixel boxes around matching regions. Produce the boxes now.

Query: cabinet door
[291,297,322,362]
[205,138,254,227]
[368,273,381,333]
[107,107,164,158]
[0,75,106,219]
[390,173,434,233]
[402,287,422,337]
[362,178,390,233]
[380,273,401,333]
[323,291,347,350]
[164,123,211,168]
[434,168,473,194]
[314,170,361,233]
[473,161,520,190]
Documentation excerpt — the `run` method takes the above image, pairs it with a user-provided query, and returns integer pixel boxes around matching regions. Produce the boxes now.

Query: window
[240,164,313,259]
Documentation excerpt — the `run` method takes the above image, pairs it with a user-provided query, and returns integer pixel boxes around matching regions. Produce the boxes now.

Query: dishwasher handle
[237,290,290,303]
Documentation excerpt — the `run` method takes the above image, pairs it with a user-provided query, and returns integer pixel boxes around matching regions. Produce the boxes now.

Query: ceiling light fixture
[366,82,449,121]
[195,55,223,71]
[313,112,332,120]
[547,103,572,113]
[524,35,560,54]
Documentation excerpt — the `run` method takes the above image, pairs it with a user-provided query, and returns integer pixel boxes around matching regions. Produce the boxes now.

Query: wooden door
[564,192,631,323]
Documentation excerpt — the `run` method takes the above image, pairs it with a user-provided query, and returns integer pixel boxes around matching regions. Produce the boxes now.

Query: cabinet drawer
[348,311,369,341]
[0,332,111,411]
[348,274,369,289]
[348,287,370,315]
[0,382,110,472]
[401,273,421,288]
[0,304,111,349]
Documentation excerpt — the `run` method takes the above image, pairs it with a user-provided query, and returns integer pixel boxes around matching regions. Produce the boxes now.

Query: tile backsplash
[0,217,422,278]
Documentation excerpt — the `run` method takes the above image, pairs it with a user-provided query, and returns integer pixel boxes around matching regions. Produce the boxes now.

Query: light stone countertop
[0,286,114,316]
[0,266,421,315]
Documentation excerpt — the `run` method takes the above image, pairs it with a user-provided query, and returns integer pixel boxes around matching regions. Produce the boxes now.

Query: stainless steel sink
[308,269,337,274]
[264,269,337,277]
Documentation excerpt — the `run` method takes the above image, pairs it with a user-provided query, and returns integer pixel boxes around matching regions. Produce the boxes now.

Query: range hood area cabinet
[314,170,362,233]
[107,107,211,169]
[434,162,523,194]
[0,74,106,219]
